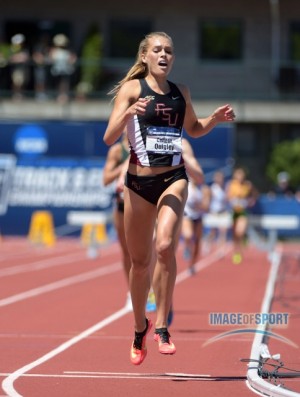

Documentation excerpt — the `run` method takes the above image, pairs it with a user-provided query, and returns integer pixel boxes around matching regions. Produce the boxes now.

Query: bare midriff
[128,162,184,176]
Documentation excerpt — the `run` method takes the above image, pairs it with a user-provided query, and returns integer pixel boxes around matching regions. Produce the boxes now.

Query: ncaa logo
[14,124,48,156]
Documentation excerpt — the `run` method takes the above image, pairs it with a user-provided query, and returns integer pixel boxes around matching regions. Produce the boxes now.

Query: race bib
[146,127,182,154]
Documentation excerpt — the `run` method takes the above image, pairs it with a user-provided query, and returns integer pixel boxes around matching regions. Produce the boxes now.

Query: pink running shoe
[130,318,153,365]
[154,328,176,354]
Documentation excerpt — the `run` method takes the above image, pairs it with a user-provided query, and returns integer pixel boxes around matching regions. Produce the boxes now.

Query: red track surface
[0,237,299,397]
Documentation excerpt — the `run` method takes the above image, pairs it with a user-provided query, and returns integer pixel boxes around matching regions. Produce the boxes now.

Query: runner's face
[142,36,174,76]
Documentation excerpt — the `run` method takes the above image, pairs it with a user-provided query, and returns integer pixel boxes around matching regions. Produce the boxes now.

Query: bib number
[146,127,182,154]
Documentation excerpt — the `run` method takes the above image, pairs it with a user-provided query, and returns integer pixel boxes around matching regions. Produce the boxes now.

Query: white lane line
[0,253,86,277]
[1,245,228,397]
[0,244,119,277]
[0,373,210,382]
[176,243,231,283]
[0,241,81,263]
[0,263,121,308]
[0,372,213,381]
[2,306,132,397]
[246,247,300,397]
[64,371,213,378]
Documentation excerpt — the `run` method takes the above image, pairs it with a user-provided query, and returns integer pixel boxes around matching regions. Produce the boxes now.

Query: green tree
[77,24,103,97]
[266,139,300,189]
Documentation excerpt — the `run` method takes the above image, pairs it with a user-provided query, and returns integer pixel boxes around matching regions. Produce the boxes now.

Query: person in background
[226,167,257,265]
[270,171,296,198]
[32,33,51,101]
[205,170,229,251]
[102,132,132,309]
[103,31,235,365]
[49,34,77,103]
[181,172,211,275]
[9,34,30,100]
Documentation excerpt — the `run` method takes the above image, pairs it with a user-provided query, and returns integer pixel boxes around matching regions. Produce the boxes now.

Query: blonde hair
[108,31,173,99]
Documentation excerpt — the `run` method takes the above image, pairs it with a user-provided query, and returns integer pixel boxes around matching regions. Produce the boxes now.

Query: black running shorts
[125,166,188,205]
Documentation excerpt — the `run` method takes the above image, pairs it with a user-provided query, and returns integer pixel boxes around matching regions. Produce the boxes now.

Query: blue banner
[0,156,115,235]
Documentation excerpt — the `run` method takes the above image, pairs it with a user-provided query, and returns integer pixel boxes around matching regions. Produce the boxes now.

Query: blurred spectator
[9,34,30,100]
[181,176,211,275]
[226,167,258,264]
[205,170,229,250]
[32,33,51,101]
[49,34,77,103]
[269,171,296,198]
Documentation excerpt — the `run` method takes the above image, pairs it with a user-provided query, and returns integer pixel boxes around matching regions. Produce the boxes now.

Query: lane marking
[0,252,88,277]
[176,245,230,283]
[1,244,229,397]
[0,240,83,263]
[0,374,216,380]
[2,306,131,397]
[1,371,212,380]
[246,247,300,397]
[0,371,256,382]
[0,263,121,308]
[0,244,120,277]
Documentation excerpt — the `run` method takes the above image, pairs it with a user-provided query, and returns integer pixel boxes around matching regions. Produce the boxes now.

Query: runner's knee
[156,237,174,262]
[130,253,152,274]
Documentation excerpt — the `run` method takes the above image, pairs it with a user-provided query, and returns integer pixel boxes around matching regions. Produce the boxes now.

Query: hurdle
[203,213,299,252]
[248,215,299,253]
[66,211,113,258]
